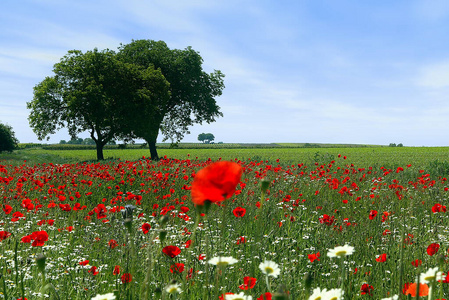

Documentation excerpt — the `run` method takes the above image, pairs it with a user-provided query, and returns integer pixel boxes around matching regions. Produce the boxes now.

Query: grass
[0,147,449,299]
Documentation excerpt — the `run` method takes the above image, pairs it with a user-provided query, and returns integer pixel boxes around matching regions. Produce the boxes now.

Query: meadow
[1,146,449,299]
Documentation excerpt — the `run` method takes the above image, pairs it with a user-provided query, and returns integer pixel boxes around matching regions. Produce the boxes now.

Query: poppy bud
[36,253,46,274]
[159,216,169,227]
[159,230,167,242]
[304,272,313,290]
[260,179,270,193]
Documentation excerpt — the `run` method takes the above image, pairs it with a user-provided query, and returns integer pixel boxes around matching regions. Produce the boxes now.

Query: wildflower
[165,283,182,294]
[121,273,132,283]
[208,256,238,267]
[411,259,422,267]
[420,267,444,283]
[191,161,242,205]
[91,293,116,300]
[79,260,89,266]
[360,283,374,295]
[88,266,99,275]
[308,252,320,263]
[0,231,11,241]
[427,243,440,256]
[404,283,429,297]
[162,245,181,258]
[141,223,151,234]
[323,288,344,300]
[381,296,398,300]
[225,292,253,300]
[309,287,327,300]
[113,265,120,275]
[233,207,246,217]
[375,253,387,263]
[369,210,378,220]
[259,260,280,278]
[257,292,272,300]
[170,263,185,274]
[327,244,354,258]
[239,276,257,290]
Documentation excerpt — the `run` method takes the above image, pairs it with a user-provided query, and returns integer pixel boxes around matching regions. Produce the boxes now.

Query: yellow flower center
[265,267,274,274]
[216,261,229,267]
[335,251,347,256]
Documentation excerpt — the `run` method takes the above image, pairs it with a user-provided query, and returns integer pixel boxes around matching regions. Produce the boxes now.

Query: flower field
[1,148,449,299]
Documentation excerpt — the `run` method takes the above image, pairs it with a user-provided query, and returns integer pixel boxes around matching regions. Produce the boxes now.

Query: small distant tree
[397,143,404,147]
[67,138,83,145]
[389,143,396,147]
[0,122,19,153]
[198,133,215,143]
[59,140,67,144]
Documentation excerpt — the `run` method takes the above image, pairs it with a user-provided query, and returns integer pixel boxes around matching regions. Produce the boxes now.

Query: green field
[1,146,449,299]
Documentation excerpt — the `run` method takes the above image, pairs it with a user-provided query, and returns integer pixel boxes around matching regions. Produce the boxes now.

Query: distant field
[6,146,449,170]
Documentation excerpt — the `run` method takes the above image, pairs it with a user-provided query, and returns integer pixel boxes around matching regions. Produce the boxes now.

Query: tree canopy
[28,40,225,160]
[198,133,215,144]
[0,122,19,153]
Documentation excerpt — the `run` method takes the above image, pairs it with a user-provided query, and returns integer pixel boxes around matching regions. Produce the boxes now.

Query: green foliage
[0,122,19,152]
[198,132,215,143]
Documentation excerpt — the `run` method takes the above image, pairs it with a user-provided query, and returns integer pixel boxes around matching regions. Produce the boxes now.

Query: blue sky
[1,0,449,146]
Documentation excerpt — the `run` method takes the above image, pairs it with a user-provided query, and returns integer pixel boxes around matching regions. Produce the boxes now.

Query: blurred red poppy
[162,245,181,258]
[308,252,320,263]
[233,207,246,217]
[191,161,242,205]
[121,273,132,283]
[257,292,272,300]
[404,283,429,297]
[239,276,257,290]
[141,223,151,234]
[427,243,440,256]
[360,283,374,295]
[0,231,11,241]
[375,253,387,263]
[170,263,185,274]
[369,210,378,220]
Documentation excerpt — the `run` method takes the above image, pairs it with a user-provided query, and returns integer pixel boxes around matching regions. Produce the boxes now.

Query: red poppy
[427,243,440,256]
[108,239,118,249]
[162,245,181,258]
[404,283,429,297]
[2,204,12,214]
[30,231,49,247]
[411,259,422,267]
[0,231,11,241]
[79,260,89,266]
[233,207,246,217]
[239,276,257,290]
[113,265,121,275]
[432,203,447,213]
[185,240,192,248]
[219,293,234,300]
[360,283,374,295]
[191,161,242,205]
[170,263,185,274]
[236,236,246,245]
[121,273,132,283]
[257,293,272,300]
[141,223,151,234]
[308,252,320,263]
[88,266,99,275]
[375,253,387,263]
[369,210,378,220]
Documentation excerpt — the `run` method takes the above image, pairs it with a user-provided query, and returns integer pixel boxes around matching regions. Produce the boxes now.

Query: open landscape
[1,145,449,299]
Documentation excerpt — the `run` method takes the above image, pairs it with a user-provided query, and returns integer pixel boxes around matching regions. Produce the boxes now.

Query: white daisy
[225,292,253,300]
[309,287,327,300]
[259,260,281,278]
[323,288,343,300]
[165,283,182,294]
[381,295,398,300]
[91,293,116,300]
[327,244,355,258]
[208,256,238,267]
[420,267,444,283]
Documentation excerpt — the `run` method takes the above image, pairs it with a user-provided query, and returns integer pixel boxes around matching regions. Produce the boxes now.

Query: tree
[198,132,215,143]
[82,138,95,145]
[27,48,162,160]
[0,122,19,153]
[117,40,225,159]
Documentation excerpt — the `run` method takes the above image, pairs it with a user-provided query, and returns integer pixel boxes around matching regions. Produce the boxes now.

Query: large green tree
[0,122,19,153]
[117,40,225,159]
[28,48,168,160]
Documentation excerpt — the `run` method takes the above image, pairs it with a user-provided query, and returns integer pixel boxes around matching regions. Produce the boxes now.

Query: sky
[1,0,449,146]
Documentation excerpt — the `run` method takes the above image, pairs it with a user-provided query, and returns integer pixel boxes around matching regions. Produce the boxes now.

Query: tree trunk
[96,142,105,160]
[148,140,159,160]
